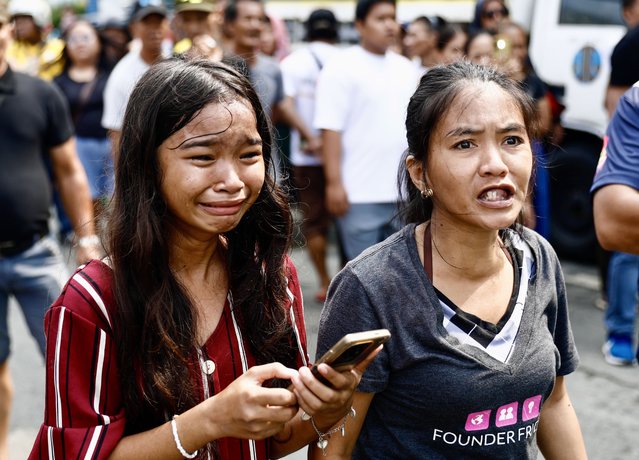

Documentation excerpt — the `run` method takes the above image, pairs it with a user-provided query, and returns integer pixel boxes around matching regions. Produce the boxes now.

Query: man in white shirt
[281,9,340,301]
[102,0,168,156]
[314,0,418,261]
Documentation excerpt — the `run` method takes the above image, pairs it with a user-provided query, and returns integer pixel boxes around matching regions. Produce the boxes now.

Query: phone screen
[331,342,372,368]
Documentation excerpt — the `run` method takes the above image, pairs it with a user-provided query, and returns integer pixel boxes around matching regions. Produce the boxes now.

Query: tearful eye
[193,155,214,161]
[241,151,262,160]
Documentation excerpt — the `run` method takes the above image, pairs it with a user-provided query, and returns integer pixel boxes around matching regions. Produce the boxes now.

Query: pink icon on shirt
[522,395,542,421]
[495,402,518,427]
[465,410,491,431]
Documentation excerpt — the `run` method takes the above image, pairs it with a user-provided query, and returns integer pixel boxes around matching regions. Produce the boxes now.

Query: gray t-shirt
[317,224,579,459]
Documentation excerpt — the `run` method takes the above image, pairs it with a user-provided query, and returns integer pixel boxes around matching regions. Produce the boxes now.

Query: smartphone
[312,329,391,386]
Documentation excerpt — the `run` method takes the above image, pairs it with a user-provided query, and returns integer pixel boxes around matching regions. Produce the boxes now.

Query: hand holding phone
[312,329,390,386]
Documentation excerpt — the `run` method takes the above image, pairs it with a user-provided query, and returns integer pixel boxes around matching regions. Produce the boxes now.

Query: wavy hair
[398,61,541,226]
[106,57,294,431]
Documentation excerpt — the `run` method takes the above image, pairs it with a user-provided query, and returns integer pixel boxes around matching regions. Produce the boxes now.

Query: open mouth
[477,186,516,207]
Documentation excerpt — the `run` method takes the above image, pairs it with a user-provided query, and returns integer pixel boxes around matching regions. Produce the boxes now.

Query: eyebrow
[177,133,263,150]
[445,123,526,138]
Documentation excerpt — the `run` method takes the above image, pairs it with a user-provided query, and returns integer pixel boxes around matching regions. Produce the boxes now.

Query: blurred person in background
[605,0,639,116]
[595,0,639,366]
[102,0,169,158]
[260,13,290,61]
[281,9,341,303]
[260,14,277,57]
[465,29,494,66]
[0,2,99,458]
[314,0,419,261]
[6,0,64,79]
[172,0,224,61]
[223,0,317,183]
[469,0,509,34]
[54,20,114,222]
[592,83,639,364]
[496,21,552,239]
[97,19,131,68]
[403,16,438,74]
[434,21,466,65]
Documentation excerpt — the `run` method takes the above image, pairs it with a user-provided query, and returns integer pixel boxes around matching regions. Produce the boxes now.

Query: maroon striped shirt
[29,258,309,460]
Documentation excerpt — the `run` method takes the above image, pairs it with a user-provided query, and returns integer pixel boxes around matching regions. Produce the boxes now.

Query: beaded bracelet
[171,415,199,459]
[309,407,357,457]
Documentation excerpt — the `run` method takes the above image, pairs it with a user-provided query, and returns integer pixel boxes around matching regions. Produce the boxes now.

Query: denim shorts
[336,202,401,262]
[0,236,68,362]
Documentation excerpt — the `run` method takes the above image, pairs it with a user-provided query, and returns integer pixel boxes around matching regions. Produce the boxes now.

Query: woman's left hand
[289,346,382,430]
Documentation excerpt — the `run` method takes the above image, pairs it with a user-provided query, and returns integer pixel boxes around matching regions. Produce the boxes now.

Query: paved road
[7,243,639,459]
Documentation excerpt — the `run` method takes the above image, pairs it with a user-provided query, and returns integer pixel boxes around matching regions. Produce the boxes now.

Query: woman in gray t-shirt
[313,61,587,459]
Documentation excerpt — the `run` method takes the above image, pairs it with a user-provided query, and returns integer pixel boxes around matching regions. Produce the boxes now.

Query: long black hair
[106,57,294,431]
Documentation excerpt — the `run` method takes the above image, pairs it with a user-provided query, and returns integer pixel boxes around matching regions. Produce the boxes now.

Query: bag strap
[308,47,324,71]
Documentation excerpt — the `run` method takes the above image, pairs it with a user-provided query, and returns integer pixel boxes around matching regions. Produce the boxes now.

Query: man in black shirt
[0,3,99,457]
[605,0,639,116]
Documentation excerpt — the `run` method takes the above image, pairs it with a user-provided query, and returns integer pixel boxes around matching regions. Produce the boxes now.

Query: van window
[559,0,625,25]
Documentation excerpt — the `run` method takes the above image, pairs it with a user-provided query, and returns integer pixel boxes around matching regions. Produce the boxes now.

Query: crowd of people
[2,0,637,458]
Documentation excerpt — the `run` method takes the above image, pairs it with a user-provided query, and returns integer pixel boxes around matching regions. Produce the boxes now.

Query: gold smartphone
[312,329,391,386]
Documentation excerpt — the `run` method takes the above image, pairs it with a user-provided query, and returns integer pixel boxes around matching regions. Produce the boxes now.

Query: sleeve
[44,81,74,148]
[280,56,300,99]
[28,266,126,459]
[591,86,639,193]
[101,69,125,131]
[316,266,390,393]
[273,67,285,106]
[285,257,310,368]
[313,57,352,132]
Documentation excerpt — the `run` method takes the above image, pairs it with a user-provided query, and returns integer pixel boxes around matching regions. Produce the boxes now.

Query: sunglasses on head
[482,8,507,19]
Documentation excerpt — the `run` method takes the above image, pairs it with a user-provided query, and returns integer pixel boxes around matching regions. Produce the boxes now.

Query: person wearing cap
[6,0,64,79]
[0,1,100,458]
[280,9,340,303]
[172,0,224,60]
[101,0,169,157]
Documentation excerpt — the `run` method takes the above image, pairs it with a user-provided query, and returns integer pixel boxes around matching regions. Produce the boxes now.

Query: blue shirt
[591,84,639,193]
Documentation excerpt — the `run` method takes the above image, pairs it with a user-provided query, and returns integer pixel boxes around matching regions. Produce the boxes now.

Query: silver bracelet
[310,407,356,457]
[171,415,199,459]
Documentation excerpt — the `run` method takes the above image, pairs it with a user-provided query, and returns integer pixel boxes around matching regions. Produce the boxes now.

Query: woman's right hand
[206,363,299,441]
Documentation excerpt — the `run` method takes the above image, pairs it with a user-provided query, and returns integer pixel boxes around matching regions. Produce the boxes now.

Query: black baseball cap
[305,9,338,41]
[130,0,168,23]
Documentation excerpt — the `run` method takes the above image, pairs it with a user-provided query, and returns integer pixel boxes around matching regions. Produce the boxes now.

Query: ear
[406,155,430,191]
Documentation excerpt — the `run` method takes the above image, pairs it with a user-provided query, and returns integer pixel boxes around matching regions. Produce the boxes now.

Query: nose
[213,160,244,193]
[478,143,509,177]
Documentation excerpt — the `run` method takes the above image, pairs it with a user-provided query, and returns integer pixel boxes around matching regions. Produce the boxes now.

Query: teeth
[482,189,509,201]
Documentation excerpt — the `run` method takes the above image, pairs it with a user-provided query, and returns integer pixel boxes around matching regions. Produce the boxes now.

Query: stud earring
[421,188,433,199]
